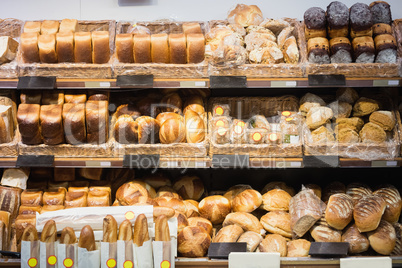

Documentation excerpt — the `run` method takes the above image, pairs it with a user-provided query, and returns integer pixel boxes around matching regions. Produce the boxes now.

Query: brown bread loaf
[368,220,396,255]
[354,194,386,232]
[342,224,369,254]
[325,193,354,230]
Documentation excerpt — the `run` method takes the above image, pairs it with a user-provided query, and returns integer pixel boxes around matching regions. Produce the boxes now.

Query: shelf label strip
[212,154,249,168]
[116,75,154,88]
[371,160,398,167]
[229,252,280,268]
[16,155,54,167]
[18,76,56,90]
[308,74,346,86]
[373,80,400,87]
[85,161,111,167]
[122,154,160,168]
[271,81,297,87]
[210,76,247,89]
[84,81,111,88]
[180,81,207,88]
[208,242,247,259]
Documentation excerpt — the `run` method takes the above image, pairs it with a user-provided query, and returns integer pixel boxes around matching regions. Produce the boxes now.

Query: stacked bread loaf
[301,88,396,144]
[115,22,205,64]
[206,4,300,66]
[17,91,109,145]
[113,90,206,145]
[21,19,110,64]
[304,1,396,64]
[0,95,16,144]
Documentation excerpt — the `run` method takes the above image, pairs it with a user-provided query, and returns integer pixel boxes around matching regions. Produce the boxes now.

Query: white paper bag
[149,218,178,258]
[133,240,153,268]
[152,240,175,268]
[40,241,58,268]
[21,240,40,268]
[116,240,134,268]
[77,246,100,268]
[57,243,77,268]
[100,242,117,268]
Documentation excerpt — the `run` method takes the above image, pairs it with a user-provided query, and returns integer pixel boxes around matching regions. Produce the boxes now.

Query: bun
[260,211,291,238]
[261,189,291,211]
[133,214,149,247]
[103,215,117,243]
[188,217,212,236]
[183,200,200,218]
[178,226,211,257]
[223,212,265,235]
[368,220,396,255]
[155,196,186,214]
[237,231,262,252]
[198,195,231,225]
[354,194,386,232]
[155,215,170,242]
[40,220,57,242]
[213,225,243,243]
[116,182,149,206]
[341,224,369,254]
[153,206,175,220]
[21,224,38,242]
[173,176,205,200]
[325,193,354,230]
[60,227,77,244]
[259,234,287,257]
[232,189,262,213]
[118,220,132,241]
[227,4,263,27]
[78,225,96,251]
[287,239,311,257]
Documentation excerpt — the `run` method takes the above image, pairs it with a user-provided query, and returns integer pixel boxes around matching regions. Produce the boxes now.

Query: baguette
[133,214,150,247]
[155,215,170,241]
[118,220,132,241]
[103,215,117,243]
[78,225,96,251]
[60,227,77,244]
[40,220,57,242]
[21,224,38,241]
[153,206,175,220]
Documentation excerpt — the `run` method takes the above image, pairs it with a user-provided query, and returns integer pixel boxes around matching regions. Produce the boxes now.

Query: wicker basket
[18,20,115,79]
[208,19,306,78]
[112,21,208,78]
[0,19,23,78]
[304,21,400,77]
[0,130,19,157]
[208,96,303,158]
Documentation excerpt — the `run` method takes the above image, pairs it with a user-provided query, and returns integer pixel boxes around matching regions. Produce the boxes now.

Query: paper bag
[40,241,58,268]
[152,240,175,268]
[100,242,117,268]
[57,243,77,268]
[115,240,134,268]
[133,240,153,268]
[77,246,100,268]
[21,240,40,268]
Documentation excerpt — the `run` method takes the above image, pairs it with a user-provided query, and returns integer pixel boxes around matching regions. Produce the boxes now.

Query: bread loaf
[154,196,186,214]
[0,211,10,250]
[116,33,134,63]
[19,205,41,215]
[368,220,396,255]
[183,23,202,35]
[185,111,206,144]
[260,211,291,238]
[21,32,40,63]
[155,215,170,242]
[136,116,160,144]
[15,214,36,249]
[373,186,402,223]
[24,21,41,34]
[350,3,373,37]
[38,34,57,63]
[287,239,311,257]
[283,36,299,64]
[17,104,42,144]
[87,189,111,207]
[156,112,182,126]
[59,19,78,33]
[326,1,349,38]
[322,181,346,203]
[224,184,252,205]
[0,36,18,64]
[41,220,57,242]
[375,34,397,63]
[330,37,352,63]
[41,20,59,35]
[174,211,189,234]
[261,182,295,196]
[118,220,132,241]
[213,224,243,243]
[306,106,333,130]
[40,104,64,145]
[63,103,86,144]
[21,224,38,242]
[353,97,379,117]
[186,33,205,64]
[151,33,169,63]
[352,36,375,63]
[60,227,76,244]
[310,222,342,242]
[0,105,14,144]
[21,190,42,206]
[325,193,354,230]
[354,194,386,232]
[304,7,327,40]
[259,234,287,257]
[342,223,369,254]
[133,214,150,247]
[304,184,322,199]
[86,100,108,144]
[237,231,262,252]
[173,176,204,201]
[78,225,96,251]
[261,189,292,211]
[392,223,402,255]
[74,32,92,63]
[159,118,186,144]
[223,212,265,235]
[178,226,211,257]
[370,1,392,25]
[116,181,149,206]
[65,191,87,208]
[92,31,110,64]
[133,34,151,63]
[169,34,186,64]
[369,111,396,131]
[40,205,64,213]
[188,217,212,236]
[198,195,231,225]
[360,122,387,143]
[160,92,183,113]
[227,4,263,27]
[56,31,74,62]
[232,189,262,213]
[114,115,138,144]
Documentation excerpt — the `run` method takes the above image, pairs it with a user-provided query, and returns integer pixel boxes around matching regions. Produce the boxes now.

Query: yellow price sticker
[125,211,135,220]
[124,260,134,268]
[215,106,224,115]
[28,257,38,267]
[63,258,74,268]
[161,260,171,268]
[282,111,291,117]
[252,132,262,142]
[48,255,57,265]
[107,258,117,268]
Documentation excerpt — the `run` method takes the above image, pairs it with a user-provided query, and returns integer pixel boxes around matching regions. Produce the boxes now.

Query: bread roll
[232,189,262,213]
[304,7,327,39]
[20,32,40,63]
[21,224,38,242]
[118,220,132,241]
[169,34,186,64]
[178,226,211,257]
[114,115,138,144]
[43,188,66,206]
[198,195,231,225]
[133,34,151,63]
[78,225,96,251]
[360,122,387,143]
[151,33,169,63]
[260,211,291,238]
[60,227,77,244]
[59,19,78,33]
[325,193,354,230]
[92,31,110,64]
[183,200,200,218]
[133,214,149,247]
[186,33,205,64]
[326,1,349,38]
[259,234,287,257]
[213,224,243,243]
[116,33,134,63]
[173,176,204,200]
[373,186,402,223]
[368,220,396,255]
[21,190,43,206]
[188,217,212,236]
[41,220,57,242]
[24,21,41,34]
[74,32,92,63]
[223,212,264,235]
[183,23,202,35]
[56,31,74,62]
[155,215,170,242]
[154,196,186,214]
[227,4,263,27]
[287,239,311,257]
[116,181,149,206]
[261,189,291,211]
[354,194,386,232]
[136,116,160,144]
[40,104,64,145]
[342,224,369,254]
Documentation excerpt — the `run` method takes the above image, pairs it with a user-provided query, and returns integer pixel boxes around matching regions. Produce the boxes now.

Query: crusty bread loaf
[151,33,169,63]
[60,227,76,244]
[369,110,396,131]
[360,122,387,143]
[325,193,354,230]
[74,32,92,63]
[310,221,342,242]
[306,106,333,130]
[40,104,64,145]
[63,103,86,144]
[17,104,42,145]
[392,223,402,255]
[370,1,392,25]
[136,116,160,144]
[259,234,287,257]
[227,4,263,27]
[185,111,206,143]
[287,239,311,257]
[237,231,262,252]
[155,215,170,242]
[24,21,41,34]
[342,223,369,254]
[354,194,386,232]
[40,220,57,242]
[232,189,262,213]
[353,97,379,117]
[116,33,134,63]
[346,182,373,205]
[20,32,40,63]
[368,220,396,255]
[59,19,78,33]
[186,33,205,64]
[86,100,108,144]
[260,211,291,238]
[116,181,149,206]
[169,34,186,64]
[43,188,66,206]
[133,214,149,247]
[223,212,265,235]
[118,220,132,241]
[373,186,402,223]
[213,224,243,243]
[198,195,231,225]
[133,34,151,63]
[224,184,253,205]
[154,196,186,214]
[114,115,138,144]
[21,224,38,242]
[188,217,212,236]
[21,190,43,206]
[322,181,346,203]
[261,189,291,211]
[159,118,186,144]
[173,176,204,201]
[41,20,59,35]
[261,182,295,196]
[78,225,96,251]
[56,31,74,62]
[91,31,109,64]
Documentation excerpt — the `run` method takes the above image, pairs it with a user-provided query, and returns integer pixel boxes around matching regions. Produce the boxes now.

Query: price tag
[371,160,398,167]
[373,80,400,87]
[160,161,179,168]
[210,76,247,89]
[309,242,349,257]
[85,161,111,167]
[229,252,280,268]
[270,81,297,87]
[84,81,111,88]
[180,81,206,88]
[340,257,391,268]
[18,76,56,90]
[16,155,54,167]
[303,155,339,168]
[116,75,154,88]
[308,74,346,86]
[212,155,249,168]
[180,161,208,168]
[207,243,247,259]
[276,161,302,168]
[123,154,160,168]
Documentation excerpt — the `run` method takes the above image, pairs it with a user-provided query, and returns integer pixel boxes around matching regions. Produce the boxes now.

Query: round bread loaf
[232,189,262,213]
[368,220,396,255]
[188,217,213,236]
[342,224,370,254]
[392,223,402,255]
[183,200,200,218]
[160,92,182,113]
[325,193,354,230]
[346,182,372,205]
[370,1,392,25]
[223,212,265,235]
[310,224,342,242]
[322,181,346,203]
[156,186,181,199]
[261,189,292,211]
[154,196,187,214]
[114,115,138,144]
[173,175,205,200]
[369,110,396,131]
[156,112,183,126]
[185,111,206,143]
[183,95,205,115]
[287,239,311,257]
[213,224,244,243]
[174,211,189,234]
[259,234,287,257]
[199,195,231,225]
[354,194,386,232]
[260,211,291,238]
[159,118,186,144]
[131,180,156,198]
[227,4,264,27]
[178,226,211,257]
[304,7,326,30]
[116,182,149,206]
[143,173,171,189]
[261,182,295,196]
[304,184,322,199]
[373,186,402,223]
[350,3,373,32]
[136,116,160,144]
[224,184,253,205]
[237,231,262,252]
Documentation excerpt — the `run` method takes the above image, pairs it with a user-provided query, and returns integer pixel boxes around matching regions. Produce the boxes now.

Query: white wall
[2,0,402,22]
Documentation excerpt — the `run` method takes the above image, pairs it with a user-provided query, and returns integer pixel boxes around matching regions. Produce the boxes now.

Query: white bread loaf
[74,32,92,63]
[23,21,41,34]
[41,92,64,105]
[186,33,205,64]
[133,34,151,63]
[59,19,78,33]
[182,23,202,35]
[17,104,42,145]
[0,36,18,64]
[40,104,64,145]
[20,32,40,63]
[63,103,86,144]
[92,31,110,64]
[56,31,74,63]
[38,34,57,63]
[86,100,109,144]
[40,20,59,35]
[116,33,134,63]
[169,34,186,64]
[151,33,169,63]
[0,105,14,143]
